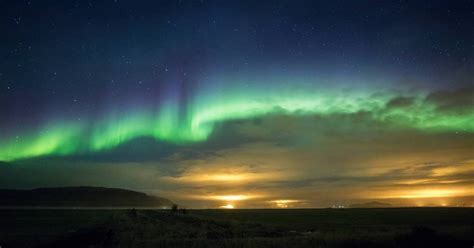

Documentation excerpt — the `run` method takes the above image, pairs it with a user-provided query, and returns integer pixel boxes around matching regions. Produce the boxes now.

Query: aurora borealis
[1,87,473,161]
[1,0,473,208]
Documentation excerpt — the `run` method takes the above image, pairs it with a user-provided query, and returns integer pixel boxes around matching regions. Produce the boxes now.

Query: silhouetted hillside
[0,186,173,207]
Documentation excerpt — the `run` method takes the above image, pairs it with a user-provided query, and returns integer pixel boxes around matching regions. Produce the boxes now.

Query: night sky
[0,0,473,208]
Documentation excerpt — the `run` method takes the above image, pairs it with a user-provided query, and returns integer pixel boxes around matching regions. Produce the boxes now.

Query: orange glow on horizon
[373,188,467,200]
[219,204,235,209]
[397,189,464,199]
[212,195,252,201]
[270,199,302,208]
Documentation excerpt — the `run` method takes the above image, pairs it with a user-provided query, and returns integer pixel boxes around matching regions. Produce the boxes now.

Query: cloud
[386,96,416,108]
[425,88,474,113]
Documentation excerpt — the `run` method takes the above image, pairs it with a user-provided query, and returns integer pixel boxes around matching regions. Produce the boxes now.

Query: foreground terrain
[0,208,473,247]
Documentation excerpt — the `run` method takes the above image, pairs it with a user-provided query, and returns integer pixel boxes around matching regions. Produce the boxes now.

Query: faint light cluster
[269,199,301,208]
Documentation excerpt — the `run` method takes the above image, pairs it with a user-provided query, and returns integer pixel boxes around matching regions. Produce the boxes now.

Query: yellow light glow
[213,195,250,201]
[206,174,247,181]
[219,204,235,209]
[270,199,301,208]
[397,189,463,199]
[432,161,474,176]
[398,179,432,185]
[166,171,277,184]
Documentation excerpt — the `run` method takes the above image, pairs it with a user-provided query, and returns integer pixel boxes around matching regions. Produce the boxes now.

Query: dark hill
[0,186,173,207]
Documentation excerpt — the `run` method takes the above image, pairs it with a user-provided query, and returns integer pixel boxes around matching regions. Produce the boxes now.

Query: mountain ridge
[0,186,173,207]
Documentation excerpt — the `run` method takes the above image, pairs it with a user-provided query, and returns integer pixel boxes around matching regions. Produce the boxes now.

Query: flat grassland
[0,208,473,247]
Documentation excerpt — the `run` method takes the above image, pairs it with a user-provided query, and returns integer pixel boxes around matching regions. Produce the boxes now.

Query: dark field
[0,208,473,248]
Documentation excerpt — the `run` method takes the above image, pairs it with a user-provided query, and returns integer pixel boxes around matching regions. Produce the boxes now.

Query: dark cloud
[386,96,416,108]
[425,88,474,113]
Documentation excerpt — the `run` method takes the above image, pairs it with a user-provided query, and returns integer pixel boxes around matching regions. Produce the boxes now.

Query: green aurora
[1,88,473,162]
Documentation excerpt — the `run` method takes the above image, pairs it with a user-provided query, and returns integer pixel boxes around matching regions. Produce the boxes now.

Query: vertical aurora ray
[0,84,473,162]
